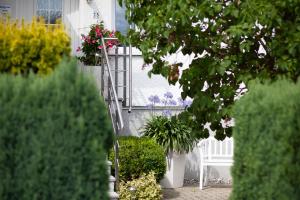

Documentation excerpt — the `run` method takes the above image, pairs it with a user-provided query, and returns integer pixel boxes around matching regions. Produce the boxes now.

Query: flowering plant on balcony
[77,21,118,66]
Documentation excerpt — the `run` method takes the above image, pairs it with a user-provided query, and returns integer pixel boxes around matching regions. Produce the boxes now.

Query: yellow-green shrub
[119,171,162,200]
[0,17,71,75]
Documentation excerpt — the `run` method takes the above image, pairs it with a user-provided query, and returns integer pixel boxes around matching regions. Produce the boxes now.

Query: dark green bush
[231,80,300,200]
[0,59,113,200]
[109,136,166,182]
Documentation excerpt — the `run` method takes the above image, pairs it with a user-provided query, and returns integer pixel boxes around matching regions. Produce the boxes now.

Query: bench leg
[199,163,203,190]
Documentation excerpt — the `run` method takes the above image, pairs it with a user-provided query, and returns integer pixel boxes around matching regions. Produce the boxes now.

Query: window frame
[114,0,130,36]
[35,0,64,24]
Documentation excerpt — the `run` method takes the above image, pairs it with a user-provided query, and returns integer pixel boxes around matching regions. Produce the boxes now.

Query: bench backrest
[198,137,234,162]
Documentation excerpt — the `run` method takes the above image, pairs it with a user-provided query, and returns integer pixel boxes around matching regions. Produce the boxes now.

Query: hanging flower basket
[77,21,118,66]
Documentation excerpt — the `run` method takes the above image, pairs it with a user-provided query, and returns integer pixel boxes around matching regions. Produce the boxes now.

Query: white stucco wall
[0,0,16,18]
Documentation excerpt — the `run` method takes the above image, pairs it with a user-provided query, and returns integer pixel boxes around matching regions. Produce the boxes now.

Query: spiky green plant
[142,116,196,154]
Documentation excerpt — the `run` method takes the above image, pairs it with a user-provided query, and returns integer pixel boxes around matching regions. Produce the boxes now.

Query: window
[115,1,129,35]
[37,0,62,24]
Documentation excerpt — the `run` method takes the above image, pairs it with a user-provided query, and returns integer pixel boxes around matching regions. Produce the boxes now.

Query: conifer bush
[231,80,300,200]
[0,17,70,75]
[0,59,113,200]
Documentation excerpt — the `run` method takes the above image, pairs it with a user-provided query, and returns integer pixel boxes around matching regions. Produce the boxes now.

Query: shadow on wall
[120,109,153,136]
[77,62,102,90]
[63,0,81,55]
[207,166,232,185]
[184,147,200,181]
[185,147,232,185]
[120,109,183,136]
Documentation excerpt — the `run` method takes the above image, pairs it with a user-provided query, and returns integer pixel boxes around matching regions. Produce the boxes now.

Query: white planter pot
[80,65,102,90]
[160,151,186,188]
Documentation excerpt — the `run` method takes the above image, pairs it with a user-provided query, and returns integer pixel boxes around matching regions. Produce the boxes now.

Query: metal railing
[100,37,124,189]
[100,38,133,109]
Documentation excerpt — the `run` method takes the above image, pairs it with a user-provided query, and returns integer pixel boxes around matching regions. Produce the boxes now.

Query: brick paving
[163,185,232,200]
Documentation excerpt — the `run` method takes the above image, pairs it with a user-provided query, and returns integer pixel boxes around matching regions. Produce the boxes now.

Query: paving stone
[163,185,231,200]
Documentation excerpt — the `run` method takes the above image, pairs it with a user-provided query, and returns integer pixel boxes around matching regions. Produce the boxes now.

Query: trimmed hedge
[0,59,113,200]
[109,136,166,182]
[0,17,70,75]
[231,80,300,200]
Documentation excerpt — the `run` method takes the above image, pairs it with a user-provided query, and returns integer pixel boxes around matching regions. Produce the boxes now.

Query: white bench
[198,136,234,189]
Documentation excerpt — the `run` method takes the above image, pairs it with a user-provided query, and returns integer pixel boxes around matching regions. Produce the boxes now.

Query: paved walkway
[163,185,232,200]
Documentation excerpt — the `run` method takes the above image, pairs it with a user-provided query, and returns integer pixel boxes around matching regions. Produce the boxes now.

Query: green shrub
[119,171,162,200]
[231,80,300,200]
[109,136,166,182]
[0,59,113,200]
[0,17,70,75]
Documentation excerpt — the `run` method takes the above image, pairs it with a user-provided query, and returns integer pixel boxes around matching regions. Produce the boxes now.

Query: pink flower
[109,32,114,37]
[98,45,103,49]
[113,40,119,45]
[76,47,81,52]
[84,36,92,44]
[106,41,113,48]
[84,36,88,41]
[81,34,86,40]
[95,26,102,37]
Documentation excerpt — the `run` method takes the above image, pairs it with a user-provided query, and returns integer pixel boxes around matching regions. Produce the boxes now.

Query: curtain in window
[37,0,62,24]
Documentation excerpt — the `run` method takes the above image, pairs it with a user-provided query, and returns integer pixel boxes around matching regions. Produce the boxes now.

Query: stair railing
[100,37,124,191]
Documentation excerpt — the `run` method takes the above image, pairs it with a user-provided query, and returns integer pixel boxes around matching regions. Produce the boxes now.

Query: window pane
[115,2,129,35]
[50,10,62,24]
[37,10,49,23]
[37,0,49,9]
[50,0,62,10]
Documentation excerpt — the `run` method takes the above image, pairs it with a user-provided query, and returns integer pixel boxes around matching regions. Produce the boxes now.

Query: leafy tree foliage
[119,0,300,139]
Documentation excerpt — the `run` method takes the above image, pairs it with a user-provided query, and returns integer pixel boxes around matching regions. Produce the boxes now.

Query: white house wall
[64,0,80,55]
[0,0,16,18]
[17,0,35,21]
[1,0,35,22]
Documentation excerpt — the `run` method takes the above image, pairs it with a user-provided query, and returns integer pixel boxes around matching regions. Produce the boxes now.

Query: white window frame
[35,0,64,24]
